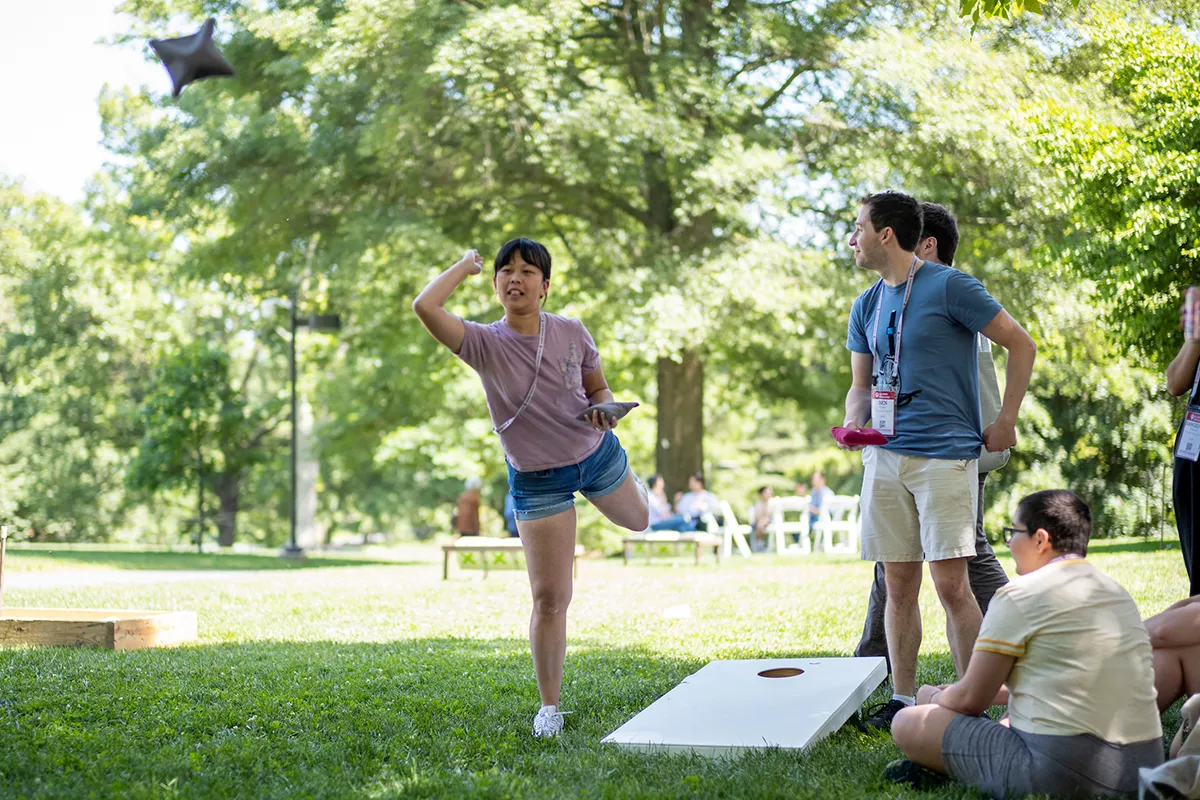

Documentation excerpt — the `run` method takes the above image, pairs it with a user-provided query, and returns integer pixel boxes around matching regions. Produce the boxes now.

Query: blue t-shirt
[846,261,1002,460]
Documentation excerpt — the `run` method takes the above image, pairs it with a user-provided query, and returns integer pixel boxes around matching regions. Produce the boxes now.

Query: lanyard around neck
[871,257,920,383]
[493,313,546,435]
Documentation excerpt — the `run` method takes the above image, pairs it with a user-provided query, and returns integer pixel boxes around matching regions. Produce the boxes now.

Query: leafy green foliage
[961,0,1047,24]
[0,182,163,540]
[1031,9,1200,369]
[1,0,1191,546]
[128,337,286,545]
[127,341,265,488]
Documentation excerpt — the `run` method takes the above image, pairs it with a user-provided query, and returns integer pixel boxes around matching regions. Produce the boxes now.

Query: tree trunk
[619,5,705,501]
[213,474,240,548]
[656,351,704,500]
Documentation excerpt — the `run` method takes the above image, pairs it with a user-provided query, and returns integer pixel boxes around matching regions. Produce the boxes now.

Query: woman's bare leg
[588,472,649,531]
[519,508,578,707]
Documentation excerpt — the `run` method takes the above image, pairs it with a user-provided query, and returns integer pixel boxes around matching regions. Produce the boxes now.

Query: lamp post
[277,291,341,559]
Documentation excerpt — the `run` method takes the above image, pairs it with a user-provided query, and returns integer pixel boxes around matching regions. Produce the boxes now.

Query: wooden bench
[442,537,583,580]
[622,532,722,566]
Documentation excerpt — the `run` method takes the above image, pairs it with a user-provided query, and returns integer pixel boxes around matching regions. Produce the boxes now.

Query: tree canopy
[0,0,1189,546]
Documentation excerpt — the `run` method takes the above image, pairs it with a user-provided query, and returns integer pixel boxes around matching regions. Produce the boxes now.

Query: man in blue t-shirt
[854,203,1012,667]
[839,190,1037,733]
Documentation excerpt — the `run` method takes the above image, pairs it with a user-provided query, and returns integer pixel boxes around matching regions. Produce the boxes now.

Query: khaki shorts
[859,447,978,562]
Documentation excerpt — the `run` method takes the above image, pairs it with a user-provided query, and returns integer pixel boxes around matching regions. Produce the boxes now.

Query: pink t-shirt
[456,313,604,472]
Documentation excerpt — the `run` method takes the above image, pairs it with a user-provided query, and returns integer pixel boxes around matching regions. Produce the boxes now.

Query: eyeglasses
[1002,526,1029,545]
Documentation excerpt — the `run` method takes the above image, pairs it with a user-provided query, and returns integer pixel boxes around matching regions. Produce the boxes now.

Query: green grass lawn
[3,545,411,573]
[0,539,1186,799]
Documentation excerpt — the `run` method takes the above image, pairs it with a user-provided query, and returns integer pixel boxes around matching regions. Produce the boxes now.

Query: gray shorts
[942,715,1163,799]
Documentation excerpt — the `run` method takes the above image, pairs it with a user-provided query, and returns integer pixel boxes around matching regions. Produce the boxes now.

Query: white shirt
[677,490,719,522]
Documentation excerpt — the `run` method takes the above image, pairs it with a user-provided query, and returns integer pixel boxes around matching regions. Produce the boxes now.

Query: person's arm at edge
[1167,341,1200,397]
[978,309,1036,452]
[1145,600,1200,650]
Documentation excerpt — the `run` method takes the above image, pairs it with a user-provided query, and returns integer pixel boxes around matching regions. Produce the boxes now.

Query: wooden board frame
[0,608,198,650]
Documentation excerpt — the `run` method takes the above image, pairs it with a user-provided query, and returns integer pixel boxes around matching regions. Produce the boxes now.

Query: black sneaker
[858,698,908,733]
[883,758,948,790]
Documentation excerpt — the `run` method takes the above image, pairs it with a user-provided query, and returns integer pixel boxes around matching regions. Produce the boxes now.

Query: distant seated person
[676,472,720,530]
[1145,595,1200,712]
[886,490,1163,799]
[751,485,774,550]
[646,473,692,532]
[453,477,482,538]
[503,492,520,538]
[807,471,833,531]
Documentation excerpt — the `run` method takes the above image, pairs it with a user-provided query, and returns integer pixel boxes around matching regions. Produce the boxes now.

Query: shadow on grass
[0,637,937,800]
[1086,538,1177,556]
[6,548,414,572]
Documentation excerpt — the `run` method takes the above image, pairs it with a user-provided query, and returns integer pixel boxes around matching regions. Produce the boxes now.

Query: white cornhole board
[602,657,887,757]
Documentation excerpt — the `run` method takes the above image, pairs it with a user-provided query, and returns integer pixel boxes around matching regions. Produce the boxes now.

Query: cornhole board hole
[602,657,887,757]
[0,608,198,651]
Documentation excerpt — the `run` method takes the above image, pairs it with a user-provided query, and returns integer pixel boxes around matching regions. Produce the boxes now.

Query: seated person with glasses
[885,490,1163,798]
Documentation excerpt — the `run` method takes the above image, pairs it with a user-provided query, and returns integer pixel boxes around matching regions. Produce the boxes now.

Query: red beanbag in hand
[831,426,889,446]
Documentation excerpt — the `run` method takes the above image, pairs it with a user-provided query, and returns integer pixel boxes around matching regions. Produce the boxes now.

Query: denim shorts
[506,431,631,521]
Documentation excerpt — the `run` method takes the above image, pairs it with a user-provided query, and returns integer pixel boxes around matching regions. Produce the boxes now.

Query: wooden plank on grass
[0,608,197,650]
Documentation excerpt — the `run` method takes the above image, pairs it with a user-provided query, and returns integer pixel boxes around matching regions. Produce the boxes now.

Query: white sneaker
[532,705,570,738]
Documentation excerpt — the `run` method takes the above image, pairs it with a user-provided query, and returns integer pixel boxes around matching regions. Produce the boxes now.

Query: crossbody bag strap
[493,313,546,435]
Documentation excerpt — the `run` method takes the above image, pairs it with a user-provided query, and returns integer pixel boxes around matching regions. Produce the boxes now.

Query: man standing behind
[854,202,1012,668]
[454,477,483,538]
[840,191,1036,732]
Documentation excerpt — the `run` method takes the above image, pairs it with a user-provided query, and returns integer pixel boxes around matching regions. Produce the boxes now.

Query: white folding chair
[818,495,861,555]
[702,501,752,559]
[767,497,813,555]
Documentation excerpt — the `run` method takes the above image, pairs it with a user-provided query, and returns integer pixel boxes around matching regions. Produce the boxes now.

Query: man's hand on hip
[982,418,1016,452]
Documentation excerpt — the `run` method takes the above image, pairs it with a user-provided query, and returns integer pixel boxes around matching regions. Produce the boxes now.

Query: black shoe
[883,758,948,790]
[858,698,908,733]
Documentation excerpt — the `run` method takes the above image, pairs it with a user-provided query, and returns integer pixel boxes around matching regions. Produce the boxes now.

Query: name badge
[873,389,897,436]
[1178,406,1200,463]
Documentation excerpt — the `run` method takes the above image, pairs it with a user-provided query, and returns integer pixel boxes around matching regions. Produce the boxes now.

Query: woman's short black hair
[690,472,706,488]
[1016,490,1092,556]
[494,238,552,281]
